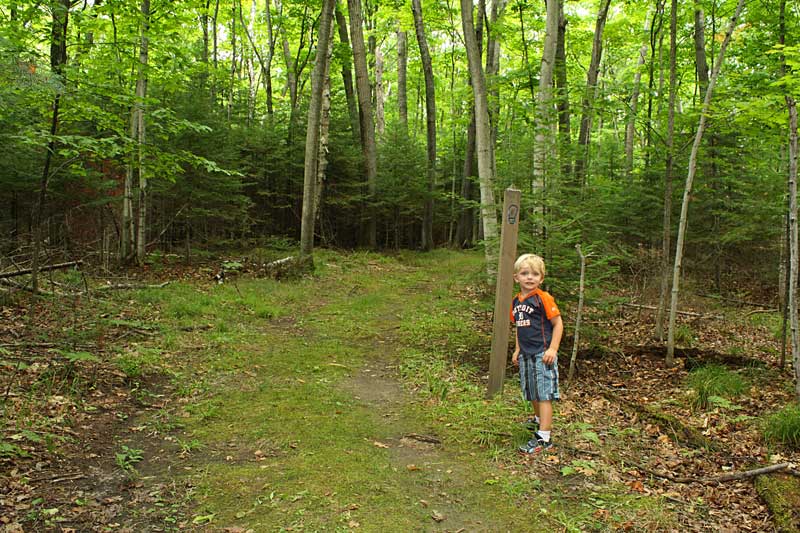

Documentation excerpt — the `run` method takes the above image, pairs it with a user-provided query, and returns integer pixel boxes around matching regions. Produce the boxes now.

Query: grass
[101,248,679,531]
[686,364,747,410]
[764,403,800,449]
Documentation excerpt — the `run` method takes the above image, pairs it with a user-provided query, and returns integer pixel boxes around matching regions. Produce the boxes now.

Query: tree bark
[397,28,408,134]
[335,1,360,140]
[30,0,69,294]
[461,0,498,276]
[655,0,677,342]
[786,95,799,399]
[625,16,649,179]
[300,0,335,260]
[694,4,709,99]
[666,0,746,365]
[348,0,378,248]
[532,0,559,239]
[135,0,150,266]
[574,0,612,184]
[375,44,385,135]
[555,0,570,170]
[412,0,436,251]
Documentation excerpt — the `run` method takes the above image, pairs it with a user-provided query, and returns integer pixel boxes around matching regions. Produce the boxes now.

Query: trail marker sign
[487,187,521,398]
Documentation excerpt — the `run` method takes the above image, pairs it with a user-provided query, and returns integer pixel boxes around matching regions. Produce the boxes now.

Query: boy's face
[514,266,543,294]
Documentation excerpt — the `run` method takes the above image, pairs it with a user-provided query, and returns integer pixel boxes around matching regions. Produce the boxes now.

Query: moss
[754,473,800,532]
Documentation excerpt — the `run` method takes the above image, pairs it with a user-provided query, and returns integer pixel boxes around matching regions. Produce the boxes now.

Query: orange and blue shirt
[510,289,560,355]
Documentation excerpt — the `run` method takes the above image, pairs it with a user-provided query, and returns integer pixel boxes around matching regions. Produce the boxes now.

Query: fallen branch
[402,433,442,444]
[700,293,773,308]
[0,260,83,279]
[94,281,170,291]
[709,462,791,483]
[640,463,792,485]
[622,303,721,319]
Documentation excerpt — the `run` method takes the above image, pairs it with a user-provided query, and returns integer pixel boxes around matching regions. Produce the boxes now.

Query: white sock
[537,430,551,442]
[534,415,540,424]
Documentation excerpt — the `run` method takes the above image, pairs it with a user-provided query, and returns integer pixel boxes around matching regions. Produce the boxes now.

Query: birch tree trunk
[31,0,69,293]
[786,96,799,399]
[348,0,378,248]
[574,0,612,184]
[412,0,436,251]
[655,0,677,341]
[461,0,498,276]
[299,0,335,260]
[313,19,336,232]
[134,0,150,266]
[555,0,571,167]
[666,0,746,365]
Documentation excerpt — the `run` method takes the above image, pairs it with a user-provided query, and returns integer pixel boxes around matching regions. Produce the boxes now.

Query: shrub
[764,404,800,449]
[687,364,746,409]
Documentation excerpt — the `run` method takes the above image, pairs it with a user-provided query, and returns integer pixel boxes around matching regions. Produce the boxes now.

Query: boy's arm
[512,328,520,366]
[543,315,563,365]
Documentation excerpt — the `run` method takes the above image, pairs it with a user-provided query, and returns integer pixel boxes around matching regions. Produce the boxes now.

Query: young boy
[510,253,563,454]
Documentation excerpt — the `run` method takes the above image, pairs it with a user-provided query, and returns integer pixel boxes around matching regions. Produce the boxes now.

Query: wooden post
[487,187,521,398]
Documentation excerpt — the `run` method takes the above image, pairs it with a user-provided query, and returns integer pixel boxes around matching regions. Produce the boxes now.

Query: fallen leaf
[431,510,445,522]
[372,441,389,449]
[406,464,420,471]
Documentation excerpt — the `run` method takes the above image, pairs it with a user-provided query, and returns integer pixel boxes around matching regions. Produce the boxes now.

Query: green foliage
[687,364,747,410]
[764,404,800,450]
[115,347,163,379]
[115,445,144,475]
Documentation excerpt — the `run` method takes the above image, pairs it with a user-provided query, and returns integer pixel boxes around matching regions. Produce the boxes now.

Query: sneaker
[518,434,553,454]
[523,417,538,432]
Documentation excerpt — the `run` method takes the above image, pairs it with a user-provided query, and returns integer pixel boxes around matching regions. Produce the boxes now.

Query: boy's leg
[538,400,553,432]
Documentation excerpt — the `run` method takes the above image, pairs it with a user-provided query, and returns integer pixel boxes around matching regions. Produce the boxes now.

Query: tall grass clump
[764,404,800,449]
[687,364,746,409]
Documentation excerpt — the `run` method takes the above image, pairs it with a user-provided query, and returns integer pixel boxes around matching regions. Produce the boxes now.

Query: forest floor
[1,248,800,532]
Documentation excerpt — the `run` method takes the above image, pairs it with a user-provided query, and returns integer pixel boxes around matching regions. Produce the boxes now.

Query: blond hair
[514,253,546,276]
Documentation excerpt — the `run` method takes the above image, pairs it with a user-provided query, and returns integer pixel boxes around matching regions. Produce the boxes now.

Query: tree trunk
[135,0,150,266]
[455,115,477,247]
[555,0,570,171]
[375,44,385,135]
[348,0,378,248]
[299,0,335,260]
[485,0,508,182]
[666,0,746,365]
[239,0,273,118]
[212,0,219,100]
[461,0,498,277]
[397,28,408,134]
[412,0,436,251]
[574,0,612,184]
[335,1,360,140]
[694,4,709,99]
[786,96,799,399]
[31,0,69,293]
[532,0,559,246]
[655,0,677,341]
[625,16,649,179]
[314,16,336,236]
[265,0,275,116]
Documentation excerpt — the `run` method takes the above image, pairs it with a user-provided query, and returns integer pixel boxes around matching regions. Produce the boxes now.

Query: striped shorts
[519,352,560,402]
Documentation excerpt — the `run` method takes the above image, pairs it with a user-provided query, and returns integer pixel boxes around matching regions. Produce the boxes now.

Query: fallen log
[0,260,83,279]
